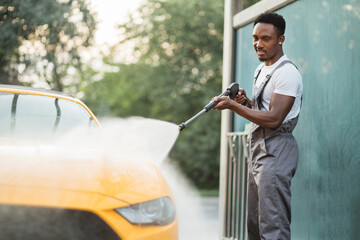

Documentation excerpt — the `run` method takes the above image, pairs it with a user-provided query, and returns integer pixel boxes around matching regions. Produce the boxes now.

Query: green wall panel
[234,0,360,239]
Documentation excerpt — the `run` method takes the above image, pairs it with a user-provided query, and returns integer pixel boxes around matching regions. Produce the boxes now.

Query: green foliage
[116,0,224,119]
[80,62,155,118]
[244,0,261,9]
[81,0,224,189]
[81,0,261,189]
[0,0,96,90]
[80,0,261,189]
[126,0,225,189]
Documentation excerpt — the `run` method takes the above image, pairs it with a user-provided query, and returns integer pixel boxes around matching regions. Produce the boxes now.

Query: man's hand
[212,96,234,110]
[234,88,247,104]
[234,88,251,107]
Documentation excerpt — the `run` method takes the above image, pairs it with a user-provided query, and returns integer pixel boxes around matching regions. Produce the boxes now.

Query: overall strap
[251,64,264,104]
[252,60,296,109]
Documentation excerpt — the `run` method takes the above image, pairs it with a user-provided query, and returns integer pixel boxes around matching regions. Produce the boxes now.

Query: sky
[89,0,143,45]
[79,0,145,66]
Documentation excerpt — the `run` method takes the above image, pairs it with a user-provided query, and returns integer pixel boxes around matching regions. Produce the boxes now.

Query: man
[213,12,303,239]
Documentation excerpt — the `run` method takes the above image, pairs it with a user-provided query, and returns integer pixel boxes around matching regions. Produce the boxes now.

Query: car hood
[0,142,172,205]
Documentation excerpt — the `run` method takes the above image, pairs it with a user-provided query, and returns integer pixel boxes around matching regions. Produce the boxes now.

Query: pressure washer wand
[179,82,239,131]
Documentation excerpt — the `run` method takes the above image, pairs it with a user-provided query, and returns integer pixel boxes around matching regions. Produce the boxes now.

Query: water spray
[179,82,239,131]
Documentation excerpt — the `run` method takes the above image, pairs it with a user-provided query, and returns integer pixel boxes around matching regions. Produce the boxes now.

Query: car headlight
[115,197,176,226]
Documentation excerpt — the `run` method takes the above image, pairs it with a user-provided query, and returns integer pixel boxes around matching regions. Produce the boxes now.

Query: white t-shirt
[253,55,303,123]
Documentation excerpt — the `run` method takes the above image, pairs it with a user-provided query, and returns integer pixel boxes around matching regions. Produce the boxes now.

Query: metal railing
[222,131,250,240]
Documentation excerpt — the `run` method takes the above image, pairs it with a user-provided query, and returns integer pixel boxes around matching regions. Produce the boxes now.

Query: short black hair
[253,12,286,36]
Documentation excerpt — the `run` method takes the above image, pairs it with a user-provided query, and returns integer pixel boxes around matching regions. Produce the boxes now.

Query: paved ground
[159,164,220,240]
[177,197,219,240]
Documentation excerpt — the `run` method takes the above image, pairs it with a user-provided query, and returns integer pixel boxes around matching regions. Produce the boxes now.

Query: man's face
[252,22,283,65]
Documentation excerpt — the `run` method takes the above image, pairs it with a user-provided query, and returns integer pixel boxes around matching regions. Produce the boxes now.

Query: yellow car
[0,85,178,240]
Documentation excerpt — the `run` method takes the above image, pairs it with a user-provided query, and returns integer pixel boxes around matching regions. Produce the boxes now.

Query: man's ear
[279,35,285,45]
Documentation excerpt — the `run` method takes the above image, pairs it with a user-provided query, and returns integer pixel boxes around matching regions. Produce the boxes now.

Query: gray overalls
[247,60,300,240]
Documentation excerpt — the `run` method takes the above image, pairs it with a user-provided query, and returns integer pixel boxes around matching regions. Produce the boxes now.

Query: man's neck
[264,51,284,66]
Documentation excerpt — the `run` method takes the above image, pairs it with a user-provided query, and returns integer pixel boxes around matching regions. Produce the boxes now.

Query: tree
[80,0,224,189]
[118,0,224,115]
[81,0,260,189]
[0,0,96,91]
[244,0,261,8]
[80,62,156,118]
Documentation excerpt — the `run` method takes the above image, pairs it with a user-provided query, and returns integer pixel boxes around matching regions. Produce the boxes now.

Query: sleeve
[272,65,301,97]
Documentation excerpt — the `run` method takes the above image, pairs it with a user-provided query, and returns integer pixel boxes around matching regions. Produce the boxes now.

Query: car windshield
[0,92,96,140]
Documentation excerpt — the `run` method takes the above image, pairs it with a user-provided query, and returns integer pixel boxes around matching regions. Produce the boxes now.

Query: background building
[219,0,360,239]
